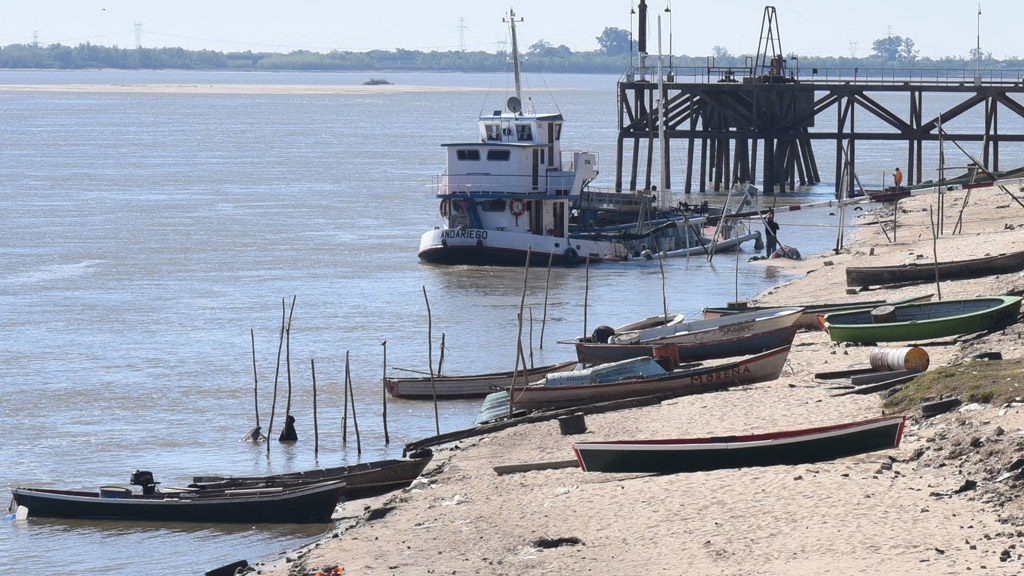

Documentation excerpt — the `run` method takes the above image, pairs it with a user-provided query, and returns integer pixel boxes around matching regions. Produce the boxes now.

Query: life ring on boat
[564,246,579,265]
[439,199,450,218]
[509,199,526,217]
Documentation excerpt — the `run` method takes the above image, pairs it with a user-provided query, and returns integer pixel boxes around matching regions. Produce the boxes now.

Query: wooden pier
[617,66,1024,197]
[618,5,1024,198]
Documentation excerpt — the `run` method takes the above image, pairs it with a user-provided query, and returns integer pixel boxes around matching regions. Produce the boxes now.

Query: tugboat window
[457,149,481,161]
[516,124,533,141]
[487,150,511,161]
[485,123,501,140]
[481,199,506,212]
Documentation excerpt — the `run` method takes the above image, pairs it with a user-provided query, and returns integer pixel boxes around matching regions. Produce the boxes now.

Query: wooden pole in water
[652,236,668,322]
[250,328,259,429]
[281,295,297,442]
[539,250,554,349]
[423,286,440,436]
[929,206,943,301]
[437,333,446,377]
[508,246,532,420]
[734,231,741,303]
[345,353,361,455]
[518,324,530,373]
[381,340,389,445]
[706,190,734,263]
[342,351,350,443]
[266,298,286,455]
[528,307,534,370]
[311,358,319,456]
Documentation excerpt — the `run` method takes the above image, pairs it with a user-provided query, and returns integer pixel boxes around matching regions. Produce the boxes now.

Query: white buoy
[15,506,29,520]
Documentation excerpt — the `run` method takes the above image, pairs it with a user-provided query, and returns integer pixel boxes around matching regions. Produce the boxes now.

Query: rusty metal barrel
[870,346,930,372]
[557,413,587,435]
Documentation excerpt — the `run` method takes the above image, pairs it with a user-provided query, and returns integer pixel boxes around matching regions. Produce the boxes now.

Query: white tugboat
[418,10,629,267]
[418,9,761,267]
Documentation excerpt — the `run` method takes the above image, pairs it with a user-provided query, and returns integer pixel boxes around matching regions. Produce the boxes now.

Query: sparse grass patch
[883,357,1024,413]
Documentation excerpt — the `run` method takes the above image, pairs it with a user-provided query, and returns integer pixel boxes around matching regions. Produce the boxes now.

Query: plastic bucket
[870,346,929,372]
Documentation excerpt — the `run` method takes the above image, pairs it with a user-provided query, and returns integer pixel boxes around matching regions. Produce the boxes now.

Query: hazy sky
[3,1,1018,60]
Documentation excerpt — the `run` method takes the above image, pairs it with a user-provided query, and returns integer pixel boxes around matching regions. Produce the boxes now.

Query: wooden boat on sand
[388,314,684,399]
[572,324,797,366]
[10,478,347,524]
[823,296,1022,343]
[701,293,933,331]
[385,360,578,399]
[189,450,433,499]
[478,346,790,419]
[846,250,1024,288]
[572,415,906,474]
[573,306,801,350]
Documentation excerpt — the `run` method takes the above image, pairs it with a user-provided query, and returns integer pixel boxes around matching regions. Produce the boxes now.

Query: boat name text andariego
[441,229,488,240]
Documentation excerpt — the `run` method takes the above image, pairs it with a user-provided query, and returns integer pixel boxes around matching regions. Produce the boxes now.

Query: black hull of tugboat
[418,245,580,267]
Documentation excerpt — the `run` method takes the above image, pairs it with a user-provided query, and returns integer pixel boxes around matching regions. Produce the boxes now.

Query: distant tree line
[0,28,1019,74]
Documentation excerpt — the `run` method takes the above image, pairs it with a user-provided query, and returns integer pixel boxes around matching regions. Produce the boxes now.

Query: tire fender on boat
[564,246,579,265]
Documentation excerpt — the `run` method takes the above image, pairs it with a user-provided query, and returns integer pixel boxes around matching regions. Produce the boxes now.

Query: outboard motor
[590,325,615,344]
[130,470,158,495]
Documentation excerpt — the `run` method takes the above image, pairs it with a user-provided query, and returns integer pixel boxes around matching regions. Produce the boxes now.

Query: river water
[0,69,1019,575]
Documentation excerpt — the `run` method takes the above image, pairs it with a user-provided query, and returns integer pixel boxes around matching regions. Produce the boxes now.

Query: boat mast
[504,9,524,104]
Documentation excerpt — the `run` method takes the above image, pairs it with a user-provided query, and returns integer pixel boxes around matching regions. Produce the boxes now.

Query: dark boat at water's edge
[10,479,347,524]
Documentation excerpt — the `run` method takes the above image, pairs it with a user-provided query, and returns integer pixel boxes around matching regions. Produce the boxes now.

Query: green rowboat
[823,296,1022,343]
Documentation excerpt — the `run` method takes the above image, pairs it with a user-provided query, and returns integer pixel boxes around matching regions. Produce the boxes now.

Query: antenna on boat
[504,8,524,109]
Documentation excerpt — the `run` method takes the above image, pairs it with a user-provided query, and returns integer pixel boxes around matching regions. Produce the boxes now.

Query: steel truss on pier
[617,5,1024,197]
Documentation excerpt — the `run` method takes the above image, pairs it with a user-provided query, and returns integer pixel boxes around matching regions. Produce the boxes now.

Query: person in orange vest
[893,167,903,190]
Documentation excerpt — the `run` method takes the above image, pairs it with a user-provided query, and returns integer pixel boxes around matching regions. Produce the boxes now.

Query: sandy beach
[253,182,1024,575]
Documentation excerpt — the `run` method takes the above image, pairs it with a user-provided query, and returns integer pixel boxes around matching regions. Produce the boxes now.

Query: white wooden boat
[384,360,577,400]
[588,306,803,346]
[478,346,791,419]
